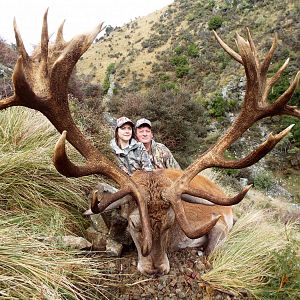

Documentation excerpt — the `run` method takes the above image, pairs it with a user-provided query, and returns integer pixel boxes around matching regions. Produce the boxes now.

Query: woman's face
[117,123,133,143]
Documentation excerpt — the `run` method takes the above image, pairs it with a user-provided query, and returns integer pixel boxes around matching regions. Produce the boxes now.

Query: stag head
[1,11,299,275]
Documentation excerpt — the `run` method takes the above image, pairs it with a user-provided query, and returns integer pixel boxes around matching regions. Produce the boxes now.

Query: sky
[0,0,174,51]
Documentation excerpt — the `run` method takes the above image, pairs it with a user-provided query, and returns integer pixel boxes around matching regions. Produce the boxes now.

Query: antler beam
[164,28,299,217]
[0,10,153,256]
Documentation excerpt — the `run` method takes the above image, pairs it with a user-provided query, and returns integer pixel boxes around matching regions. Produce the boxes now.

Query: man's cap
[135,118,152,128]
[116,116,134,128]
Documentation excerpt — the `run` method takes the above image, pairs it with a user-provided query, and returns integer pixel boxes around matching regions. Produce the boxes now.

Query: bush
[187,43,199,58]
[108,89,208,167]
[205,94,238,118]
[174,46,184,55]
[208,16,223,30]
[170,55,188,66]
[103,63,116,94]
[253,170,274,190]
[160,82,178,91]
[175,65,190,78]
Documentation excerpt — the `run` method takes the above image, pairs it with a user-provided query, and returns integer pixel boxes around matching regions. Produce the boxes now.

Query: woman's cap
[116,116,134,128]
[135,118,152,128]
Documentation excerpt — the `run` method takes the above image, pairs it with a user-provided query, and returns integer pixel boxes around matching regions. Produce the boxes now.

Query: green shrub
[208,16,223,30]
[175,65,190,78]
[159,73,171,82]
[174,46,184,55]
[205,94,237,118]
[253,171,274,190]
[261,238,300,299]
[170,55,188,66]
[160,82,178,91]
[187,43,199,58]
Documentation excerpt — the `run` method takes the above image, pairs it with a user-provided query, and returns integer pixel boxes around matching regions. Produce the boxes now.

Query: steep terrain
[76,0,300,200]
[77,0,299,95]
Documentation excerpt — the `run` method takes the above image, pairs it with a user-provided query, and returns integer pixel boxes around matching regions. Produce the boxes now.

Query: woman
[110,116,153,175]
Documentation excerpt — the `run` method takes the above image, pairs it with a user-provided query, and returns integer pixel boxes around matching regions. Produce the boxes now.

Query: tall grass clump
[201,210,300,299]
[0,212,124,299]
[0,108,130,298]
[0,107,96,234]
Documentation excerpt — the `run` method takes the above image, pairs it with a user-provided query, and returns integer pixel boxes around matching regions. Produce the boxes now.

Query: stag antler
[0,10,153,256]
[163,28,299,238]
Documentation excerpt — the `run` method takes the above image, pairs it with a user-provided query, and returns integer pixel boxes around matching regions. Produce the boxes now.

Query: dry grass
[0,107,131,299]
[77,5,173,84]
[202,210,300,299]
[0,107,96,234]
[0,212,127,299]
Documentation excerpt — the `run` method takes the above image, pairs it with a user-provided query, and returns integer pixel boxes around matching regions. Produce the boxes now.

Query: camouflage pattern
[149,140,181,170]
[110,138,153,175]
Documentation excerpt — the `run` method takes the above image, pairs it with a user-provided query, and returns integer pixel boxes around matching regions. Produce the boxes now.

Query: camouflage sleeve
[114,154,131,175]
[165,149,181,170]
[139,144,154,172]
[159,144,181,170]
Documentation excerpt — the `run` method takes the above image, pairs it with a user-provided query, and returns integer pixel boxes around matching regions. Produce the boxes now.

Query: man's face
[136,126,153,145]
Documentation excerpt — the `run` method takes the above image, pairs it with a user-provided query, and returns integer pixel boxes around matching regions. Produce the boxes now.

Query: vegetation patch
[202,210,300,298]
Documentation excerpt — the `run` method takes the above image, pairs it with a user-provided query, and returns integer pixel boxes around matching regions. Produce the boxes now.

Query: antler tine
[283,105,300,118]
[235,33,261,98]
[182,184,252,206]
[263,58,290,103]
[213,30,243,64]
[261,33,278,78]
[13,17,29,62]
[246,28,260,68]
[56,20,66,44]
[53,131,131,181]
[51,21,104,95]
[163,29,299,209]
[40,8,49,68]
[270,71,300,115]
[166,193,221,239]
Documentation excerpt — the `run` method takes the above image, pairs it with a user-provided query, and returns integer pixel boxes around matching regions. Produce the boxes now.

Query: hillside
[77,0,299,94]
[0,2,300,298]
[0,0,299,197]
[76,0,300,199]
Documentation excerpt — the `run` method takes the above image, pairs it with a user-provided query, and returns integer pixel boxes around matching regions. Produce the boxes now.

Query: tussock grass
[0,107,96,234]
[202,210,300,299]
[0,212,123,299]
[0,108,126,299]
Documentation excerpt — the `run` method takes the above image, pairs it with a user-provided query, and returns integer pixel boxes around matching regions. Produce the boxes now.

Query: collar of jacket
[110,138,139,154]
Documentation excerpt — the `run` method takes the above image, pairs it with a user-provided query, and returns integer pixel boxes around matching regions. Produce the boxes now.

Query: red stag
[0,10,299,275]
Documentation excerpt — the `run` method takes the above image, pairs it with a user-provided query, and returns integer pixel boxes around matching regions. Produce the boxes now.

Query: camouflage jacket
[110,138,153,175]
[148,140,181,170]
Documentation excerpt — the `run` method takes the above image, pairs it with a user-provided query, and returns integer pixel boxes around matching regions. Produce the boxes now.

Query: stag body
[1,11,299,276]
[126,169,232,275]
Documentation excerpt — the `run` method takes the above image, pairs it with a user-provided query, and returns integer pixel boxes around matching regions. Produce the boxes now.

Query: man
[135,118,181,170]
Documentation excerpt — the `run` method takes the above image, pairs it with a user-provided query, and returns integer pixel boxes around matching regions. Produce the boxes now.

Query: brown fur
[128,169,233,275]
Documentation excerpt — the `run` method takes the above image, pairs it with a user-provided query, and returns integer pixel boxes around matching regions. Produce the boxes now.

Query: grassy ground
[1,107,299,299]
[0,107,124,299]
